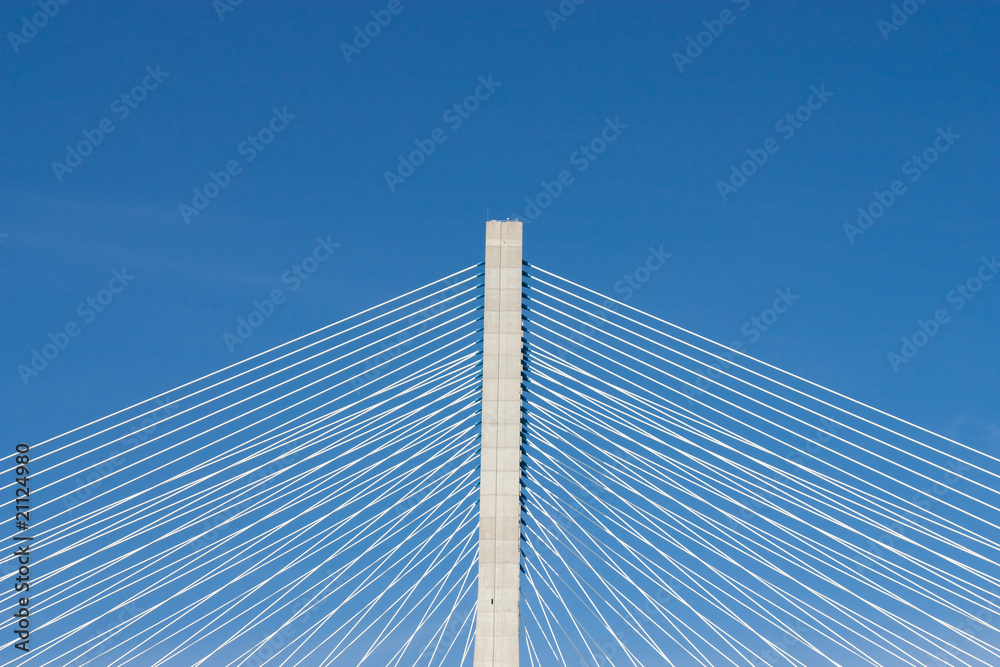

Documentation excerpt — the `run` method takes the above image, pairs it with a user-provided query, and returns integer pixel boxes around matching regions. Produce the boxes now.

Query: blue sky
[2,0,999,662]
[3,1,998,445]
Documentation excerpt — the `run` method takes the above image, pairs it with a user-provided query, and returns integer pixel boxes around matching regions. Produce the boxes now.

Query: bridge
[5,220,1000,666]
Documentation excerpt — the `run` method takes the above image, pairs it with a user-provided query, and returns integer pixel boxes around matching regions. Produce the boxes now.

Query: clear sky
[4,1,998,446]
[2,0,999,663]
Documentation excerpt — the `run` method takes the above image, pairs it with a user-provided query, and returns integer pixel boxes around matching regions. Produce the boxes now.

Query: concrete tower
[473,220,523,666]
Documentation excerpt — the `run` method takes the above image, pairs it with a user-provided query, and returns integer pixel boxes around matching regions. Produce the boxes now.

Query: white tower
[473,220,523,666]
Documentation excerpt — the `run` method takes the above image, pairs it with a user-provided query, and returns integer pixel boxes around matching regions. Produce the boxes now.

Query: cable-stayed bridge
[5,221,1000,666]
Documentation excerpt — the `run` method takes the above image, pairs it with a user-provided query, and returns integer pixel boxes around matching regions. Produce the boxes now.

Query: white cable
[524,402,992,665]
[527,347,1000,614]
[523,313,1000,563]
[525,295,1000,522]
[25,297,482,529]
[59,447,480,667]
[30,265,481,454]
[36,414,480,664]
[39,348,480,568]
[527,266,1000,472]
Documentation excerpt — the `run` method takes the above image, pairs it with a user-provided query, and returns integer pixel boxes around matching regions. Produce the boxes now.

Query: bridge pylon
[473,219,524,667]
